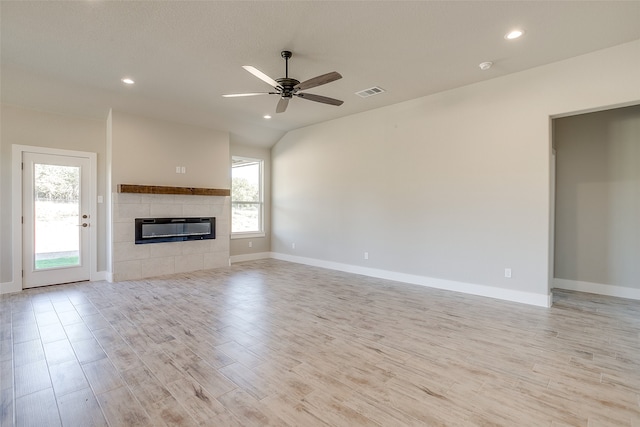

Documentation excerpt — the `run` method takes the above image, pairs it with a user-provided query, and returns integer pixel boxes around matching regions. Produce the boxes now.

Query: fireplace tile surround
[112,192,230,281]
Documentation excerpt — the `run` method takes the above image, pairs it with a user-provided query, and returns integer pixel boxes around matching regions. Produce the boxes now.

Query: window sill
[231,232,266,240]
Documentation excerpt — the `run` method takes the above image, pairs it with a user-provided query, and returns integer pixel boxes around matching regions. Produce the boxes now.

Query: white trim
[231,232,266,240]
[11,146,22,292]
[91,271,109,282]
[106,110,113,282]
[0,280,21,295]
[231,155,265,237]
[271,252,551,308]
[550,100,640,120]
[553,278,640,301]
[2,272,111,294]
[230,252,272,263]
[12,145,99,292]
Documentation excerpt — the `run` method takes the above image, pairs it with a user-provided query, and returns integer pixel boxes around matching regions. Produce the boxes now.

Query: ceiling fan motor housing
[276,78,300,98]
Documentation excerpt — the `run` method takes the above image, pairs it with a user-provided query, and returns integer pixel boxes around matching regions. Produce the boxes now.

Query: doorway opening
[551,104,640,300]
[13,145,97,289]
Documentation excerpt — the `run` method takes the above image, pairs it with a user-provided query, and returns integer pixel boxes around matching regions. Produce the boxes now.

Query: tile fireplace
[112,188,229,281]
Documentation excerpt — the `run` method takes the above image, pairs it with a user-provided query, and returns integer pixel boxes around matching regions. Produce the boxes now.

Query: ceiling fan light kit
[223,50,344,113]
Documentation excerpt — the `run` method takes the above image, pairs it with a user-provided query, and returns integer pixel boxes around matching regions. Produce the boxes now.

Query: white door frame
[12,145,98,290]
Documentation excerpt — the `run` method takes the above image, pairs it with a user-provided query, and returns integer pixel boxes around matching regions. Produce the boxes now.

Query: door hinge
[22,270,24,278]
[21,216,23,224]
[21,162,24,170]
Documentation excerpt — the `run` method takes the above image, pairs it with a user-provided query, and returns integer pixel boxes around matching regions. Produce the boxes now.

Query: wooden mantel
[118,184,230,196]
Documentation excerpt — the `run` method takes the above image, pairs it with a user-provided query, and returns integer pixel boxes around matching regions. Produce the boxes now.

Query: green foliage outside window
[232,159,262,233]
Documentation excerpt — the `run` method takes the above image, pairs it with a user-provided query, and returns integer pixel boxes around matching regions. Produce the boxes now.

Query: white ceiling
[2,1,639,147]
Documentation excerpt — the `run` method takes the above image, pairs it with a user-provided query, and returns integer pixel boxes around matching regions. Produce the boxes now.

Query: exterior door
[22,152,91,288]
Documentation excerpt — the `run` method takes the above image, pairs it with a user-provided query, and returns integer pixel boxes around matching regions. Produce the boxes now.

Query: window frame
[230,156,265,239]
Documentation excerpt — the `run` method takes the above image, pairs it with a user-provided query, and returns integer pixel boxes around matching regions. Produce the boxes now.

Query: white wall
[110,111,229,189]
[271,40,640,306]
[0,105,107,284]
[109,111,231,281]
[554,105,640,297]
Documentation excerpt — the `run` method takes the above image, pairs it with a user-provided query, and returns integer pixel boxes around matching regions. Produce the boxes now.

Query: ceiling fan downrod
[277,51,298,99]
[281,50,292,78]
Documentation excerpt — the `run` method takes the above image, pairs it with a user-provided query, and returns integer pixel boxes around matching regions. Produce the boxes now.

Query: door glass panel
[34,163,81,270]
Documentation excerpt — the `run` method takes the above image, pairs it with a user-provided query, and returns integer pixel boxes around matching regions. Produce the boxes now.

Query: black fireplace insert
[135,217,215,244]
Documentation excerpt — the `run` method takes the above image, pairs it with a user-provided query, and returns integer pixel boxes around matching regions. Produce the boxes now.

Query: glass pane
[232,203,260,233]
[232,162,260,202]
[141,222,211,238]
[34,164,81,270]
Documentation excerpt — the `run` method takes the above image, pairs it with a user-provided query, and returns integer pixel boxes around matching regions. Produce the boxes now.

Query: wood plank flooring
[1,259,639,426]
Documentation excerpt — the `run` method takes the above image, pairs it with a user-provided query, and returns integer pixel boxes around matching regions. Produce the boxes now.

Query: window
[231,157,264,236]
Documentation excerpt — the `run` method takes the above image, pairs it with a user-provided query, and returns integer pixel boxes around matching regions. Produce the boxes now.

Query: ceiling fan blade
[276,97,289,113]
[295,92,344,106]
[294,72,342,91]
[242,66,280,88]
[222,92,274,97]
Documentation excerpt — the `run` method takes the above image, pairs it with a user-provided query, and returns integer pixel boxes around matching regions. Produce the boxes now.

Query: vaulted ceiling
[2,1,639,147]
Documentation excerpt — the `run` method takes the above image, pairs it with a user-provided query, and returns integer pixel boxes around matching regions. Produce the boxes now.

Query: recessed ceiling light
[479,61,493,71]
[121,78,135,85]
[263,115,272,119]
[505,30,524,40]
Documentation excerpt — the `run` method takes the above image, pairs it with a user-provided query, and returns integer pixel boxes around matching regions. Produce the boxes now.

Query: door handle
[77,223,89,227]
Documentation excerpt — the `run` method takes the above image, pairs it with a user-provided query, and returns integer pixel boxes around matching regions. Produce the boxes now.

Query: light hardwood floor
[1,259,639,426]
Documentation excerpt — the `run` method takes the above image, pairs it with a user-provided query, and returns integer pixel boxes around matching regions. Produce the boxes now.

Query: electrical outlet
[364,252,369,260]
[504,268,512,278]
[176,166,181,173]
[181,166,186,174]
[292,242,296,249]
[248,241,252,248]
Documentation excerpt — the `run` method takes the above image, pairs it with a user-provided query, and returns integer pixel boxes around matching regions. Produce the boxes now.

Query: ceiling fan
[223,50,343,113]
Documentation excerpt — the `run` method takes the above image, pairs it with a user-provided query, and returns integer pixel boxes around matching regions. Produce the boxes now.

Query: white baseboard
[1,270,112,294]
[230,252,272,264]
[553,278,640,301]
[91,271,110,282]
[3,252,555,308]
[271,252,551,308]
[0,280,21,295]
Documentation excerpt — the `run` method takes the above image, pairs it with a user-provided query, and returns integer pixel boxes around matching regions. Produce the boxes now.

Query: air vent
[355,86,385,98]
